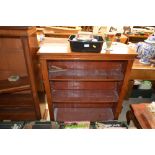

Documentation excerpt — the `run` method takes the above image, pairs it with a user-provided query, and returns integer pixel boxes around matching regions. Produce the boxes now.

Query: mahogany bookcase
[38,38,137,121]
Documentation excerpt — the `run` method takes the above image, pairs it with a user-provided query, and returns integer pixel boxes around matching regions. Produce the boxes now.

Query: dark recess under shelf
[54,107,114,121]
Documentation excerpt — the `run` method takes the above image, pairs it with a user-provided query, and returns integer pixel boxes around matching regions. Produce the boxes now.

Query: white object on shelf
[8,75,20,82]
[138,80,152,90]
[134,80,143,85]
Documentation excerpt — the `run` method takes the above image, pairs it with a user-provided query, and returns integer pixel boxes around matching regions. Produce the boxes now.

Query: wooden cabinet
[125,34,148,43]
[38,38,137,121]
[0,27,41,120]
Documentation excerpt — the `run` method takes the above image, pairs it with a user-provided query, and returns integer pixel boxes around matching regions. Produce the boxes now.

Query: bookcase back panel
[53,102,115,108]
[50,81,117,90]
[48,60,126,71]
[48,60,127,81]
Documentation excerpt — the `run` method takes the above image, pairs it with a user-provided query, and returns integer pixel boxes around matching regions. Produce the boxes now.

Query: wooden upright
[38,38,137,121]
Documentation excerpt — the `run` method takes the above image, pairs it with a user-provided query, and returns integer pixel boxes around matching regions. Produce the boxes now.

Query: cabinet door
[0,38,27,80]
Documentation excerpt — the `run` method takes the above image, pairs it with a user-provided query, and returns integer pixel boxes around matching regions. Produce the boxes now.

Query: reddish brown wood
[52,90,118,103]
[38,38,137,121]
[27,33,43,91]
[0,76,30,94]
[127,103,155,129]
[48,69,124,81]
[0,93,34,107]
[0,93,36,120]
[53,102,114,108]
[21,37,41,119]
[40,59,54,120]
[125,34,148,43]
[130,59,155,80]
[51,81,117,90]
[0,112,36,121]
[54,108,114,121]
[0,27,36,37]
[114,60,134,119]
[48,60,125,70]
[126,110,142,129]
[0,38,27,80]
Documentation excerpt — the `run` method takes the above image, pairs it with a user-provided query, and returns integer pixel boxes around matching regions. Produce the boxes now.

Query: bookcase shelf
[0,76,30,94]
[48,69,124,81]
[52,89,118,103]
[0,93,34,108]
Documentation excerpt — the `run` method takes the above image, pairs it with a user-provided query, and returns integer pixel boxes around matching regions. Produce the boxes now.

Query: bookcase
[38,38,137,121]
[0,27,41,120]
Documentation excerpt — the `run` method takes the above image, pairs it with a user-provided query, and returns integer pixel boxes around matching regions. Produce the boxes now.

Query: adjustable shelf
[52,89,118,103]
[48,69,124,81]
[0,93,36,120]
[0,76,30,94]
[0,93,33,105]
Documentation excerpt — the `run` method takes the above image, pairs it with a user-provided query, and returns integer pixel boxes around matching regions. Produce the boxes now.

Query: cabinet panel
[0,93,34,107]
[1,38,23,49]
[0,49,7,71]
[0,38,27,80]
[0,76,30,94]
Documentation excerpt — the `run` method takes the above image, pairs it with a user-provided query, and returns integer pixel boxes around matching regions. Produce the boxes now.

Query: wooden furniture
[126,103,155,129]
[38,26,81,38]
[81,26,93,32]
[125,59,155,99]
[119,34,128,44]
[125,34,149,43]
[38,38,137,121]
[130,59,155,80]
[0,27,41,120]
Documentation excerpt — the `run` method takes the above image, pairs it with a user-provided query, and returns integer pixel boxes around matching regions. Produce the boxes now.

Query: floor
[118,96,155,122]
[118,93,155,128]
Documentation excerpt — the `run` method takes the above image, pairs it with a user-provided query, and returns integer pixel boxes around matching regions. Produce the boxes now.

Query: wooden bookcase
[38,38,137,121]
[0,27,41,120]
